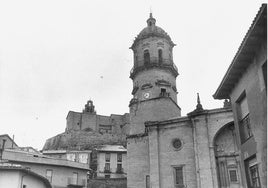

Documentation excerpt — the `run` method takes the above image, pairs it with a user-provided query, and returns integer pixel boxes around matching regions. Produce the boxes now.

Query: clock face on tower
[143,92,150,99]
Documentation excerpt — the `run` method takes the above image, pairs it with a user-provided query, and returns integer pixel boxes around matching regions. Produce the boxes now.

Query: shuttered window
[237,94,253,142]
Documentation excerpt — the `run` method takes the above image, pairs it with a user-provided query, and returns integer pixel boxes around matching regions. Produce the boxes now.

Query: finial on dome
[147,10,156,27]
[197,93,200,104]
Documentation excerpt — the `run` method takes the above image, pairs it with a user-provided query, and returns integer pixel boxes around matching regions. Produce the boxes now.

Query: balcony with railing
[67,177,86,188]
[130,58,178,79]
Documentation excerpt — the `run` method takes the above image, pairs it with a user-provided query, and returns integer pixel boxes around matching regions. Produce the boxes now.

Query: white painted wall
[0,170,47,188]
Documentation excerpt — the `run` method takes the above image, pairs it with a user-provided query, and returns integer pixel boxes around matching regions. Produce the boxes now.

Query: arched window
[144,50,150,65]
[158,49,163,63]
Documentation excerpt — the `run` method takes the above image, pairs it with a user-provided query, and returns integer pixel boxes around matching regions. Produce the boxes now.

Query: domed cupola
[130,13,178,80]
[147,12,156,26]
[131,13,175,51]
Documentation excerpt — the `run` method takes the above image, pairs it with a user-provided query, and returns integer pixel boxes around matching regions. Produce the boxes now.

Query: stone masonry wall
[127,136,149,188]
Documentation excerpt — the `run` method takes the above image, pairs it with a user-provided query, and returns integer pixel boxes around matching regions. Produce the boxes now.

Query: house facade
[214,4,267,188]
[96,145,127,179]
[2,148,90,188]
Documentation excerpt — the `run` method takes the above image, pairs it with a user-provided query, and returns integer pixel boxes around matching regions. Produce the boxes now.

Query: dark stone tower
[127,13,181,188]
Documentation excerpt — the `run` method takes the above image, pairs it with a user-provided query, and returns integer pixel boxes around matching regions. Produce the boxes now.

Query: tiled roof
[213,4,267,99]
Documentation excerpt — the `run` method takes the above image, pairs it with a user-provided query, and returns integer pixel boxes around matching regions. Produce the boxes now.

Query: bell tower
[127,14,181,188]
[129,13,181,135]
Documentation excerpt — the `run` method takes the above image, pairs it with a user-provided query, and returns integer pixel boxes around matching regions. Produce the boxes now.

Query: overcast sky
[0,0,265,150]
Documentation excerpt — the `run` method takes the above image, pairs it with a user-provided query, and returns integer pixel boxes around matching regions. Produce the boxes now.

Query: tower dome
[130,13,175,49]
[129,13,178,80]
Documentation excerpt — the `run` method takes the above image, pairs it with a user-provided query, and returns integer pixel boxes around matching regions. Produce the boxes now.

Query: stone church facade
[127,14,242,188]
[42,6,266,188]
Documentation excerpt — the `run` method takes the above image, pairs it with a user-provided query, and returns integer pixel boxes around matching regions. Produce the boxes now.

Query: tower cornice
[130,59,178,79]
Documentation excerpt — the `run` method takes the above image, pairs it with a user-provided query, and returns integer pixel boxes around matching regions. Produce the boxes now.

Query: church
[42,5,266,188]
[126,13,242,188]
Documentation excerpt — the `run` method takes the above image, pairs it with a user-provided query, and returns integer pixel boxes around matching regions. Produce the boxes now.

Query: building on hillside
[66,100,130,134]
[2,148,90,188]
[20,147,41,154]
[42,145,127,179]
[42,149,92,165]
[96,145,127,179]
[214,4,267,188]
[0,163,52,188]
[126,12,244,188]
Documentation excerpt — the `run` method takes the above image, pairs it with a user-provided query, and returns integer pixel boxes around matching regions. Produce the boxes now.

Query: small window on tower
[158,49,163,63]
[144,50,150,65]
[160,88,167,97]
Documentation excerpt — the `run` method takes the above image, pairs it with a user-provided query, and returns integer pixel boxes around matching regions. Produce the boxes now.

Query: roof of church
[130,13,175,49]
[213,4,267,99]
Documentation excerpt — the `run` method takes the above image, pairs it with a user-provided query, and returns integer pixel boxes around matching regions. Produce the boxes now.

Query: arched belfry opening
[213,122,242,188]
[144,49,150,65]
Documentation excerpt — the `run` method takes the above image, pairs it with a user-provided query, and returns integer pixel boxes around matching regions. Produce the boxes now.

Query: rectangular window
[245,157,261,188]
[174,166,184,188]
[67,153,76,162]
[105,153,110,162]
[229,169,238,182]
[240,114,253,141]
[117,153,122,162]
[146,175,150,188]
[105,174,110,178]
[237,94,253,142]
[79,153,88,164]
[46,169,53,183]
[105,163,110,172]
[117,163,122,173]
[73,172,78,185]
[249,165,261,188]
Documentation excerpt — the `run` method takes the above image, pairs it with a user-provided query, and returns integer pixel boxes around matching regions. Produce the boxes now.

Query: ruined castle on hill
[43,100,129,151]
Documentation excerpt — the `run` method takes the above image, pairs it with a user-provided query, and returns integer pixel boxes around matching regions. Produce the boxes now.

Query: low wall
[87,178,127,188]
